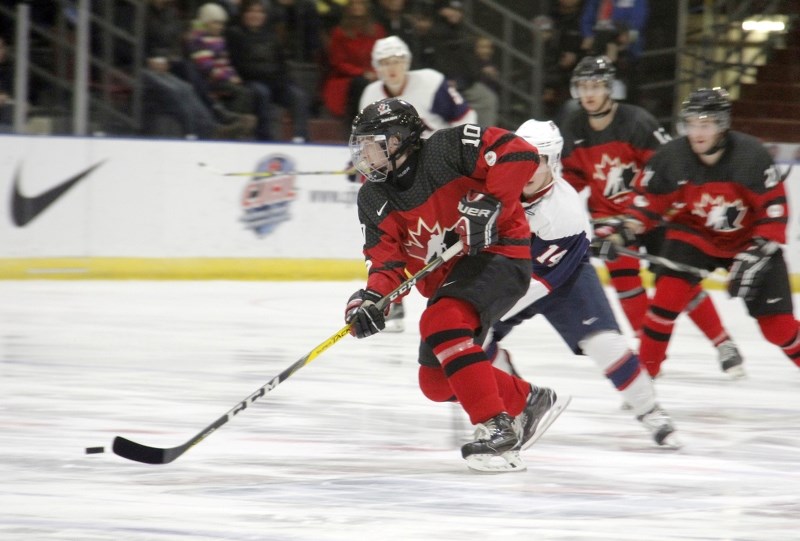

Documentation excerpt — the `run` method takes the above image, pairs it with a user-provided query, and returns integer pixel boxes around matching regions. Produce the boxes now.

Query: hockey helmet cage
[570,55,616,98]
[350,98,425,183]
[680,87,732,130]
[515,119,563,178]
[371,36,412,70]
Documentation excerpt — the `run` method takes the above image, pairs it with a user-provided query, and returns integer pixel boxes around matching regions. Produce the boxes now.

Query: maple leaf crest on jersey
[593,154,638,199]
[403,217,460,263]
[691,194,746,231]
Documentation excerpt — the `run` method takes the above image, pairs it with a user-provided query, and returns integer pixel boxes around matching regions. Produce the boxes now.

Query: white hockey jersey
[504,177,593,314]
[359,68,478,138]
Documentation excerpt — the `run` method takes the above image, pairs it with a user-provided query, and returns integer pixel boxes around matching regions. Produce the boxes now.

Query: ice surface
[1,280,798,540]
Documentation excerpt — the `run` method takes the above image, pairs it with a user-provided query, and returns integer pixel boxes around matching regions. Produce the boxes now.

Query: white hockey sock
[579,331,657,417]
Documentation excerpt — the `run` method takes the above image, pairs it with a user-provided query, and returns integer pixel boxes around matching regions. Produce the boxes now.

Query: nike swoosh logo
[766,298,782,304]
[11,161,105,227]
[442,280,457,287]
[574,139,585,145]
[377,201,389,216]
[582,317,598,325]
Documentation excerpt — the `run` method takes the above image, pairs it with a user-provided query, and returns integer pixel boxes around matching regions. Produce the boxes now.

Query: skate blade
[658,433,683,450]
[723,365,746,379]
[520,394,572,451]
[465,450,527,473]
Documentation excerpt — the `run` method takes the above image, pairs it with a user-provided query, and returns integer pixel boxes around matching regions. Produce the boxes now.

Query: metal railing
[0,0,145,136]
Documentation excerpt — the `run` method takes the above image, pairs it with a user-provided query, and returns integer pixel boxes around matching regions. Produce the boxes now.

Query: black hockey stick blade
[112,240,464,465]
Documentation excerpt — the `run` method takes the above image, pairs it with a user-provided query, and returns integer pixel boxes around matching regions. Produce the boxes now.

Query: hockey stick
[612,245,727,281]
[112,240,464,465]
[198,162,356,178]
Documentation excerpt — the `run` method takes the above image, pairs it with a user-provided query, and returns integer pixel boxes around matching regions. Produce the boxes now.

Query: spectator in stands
[426,0,497,127]
[321,0,385,125]
[374,0,416,45]
[0,36,13,132]
[272,0,325,63]
[580,0,649,101]
[539,0,584,120]
[473,36,500,95]
[143,0,256,139]
[316,0,347,35]
[187,3,268,139]
[226,0,310,142]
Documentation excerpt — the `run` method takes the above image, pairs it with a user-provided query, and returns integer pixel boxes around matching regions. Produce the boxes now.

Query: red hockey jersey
[357,124,540,299]
[560,103,669,219]
[628,132,787,258]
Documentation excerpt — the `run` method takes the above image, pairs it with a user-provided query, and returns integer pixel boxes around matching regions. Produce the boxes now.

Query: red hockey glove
[727,238,779,302]
[345,289,386,338]
[455,191,502,256]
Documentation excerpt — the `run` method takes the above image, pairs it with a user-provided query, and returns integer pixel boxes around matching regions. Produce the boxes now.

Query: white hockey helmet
[371,36,412,70]
[515,119,563,178]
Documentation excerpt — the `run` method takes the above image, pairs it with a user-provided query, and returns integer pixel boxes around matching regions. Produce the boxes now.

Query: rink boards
[0,134,798,289]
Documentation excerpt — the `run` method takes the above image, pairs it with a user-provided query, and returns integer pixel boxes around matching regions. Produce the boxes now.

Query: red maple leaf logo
[404,217,458,263]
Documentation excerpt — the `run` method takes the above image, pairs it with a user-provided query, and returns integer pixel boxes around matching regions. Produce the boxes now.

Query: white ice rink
[1,280,798,541]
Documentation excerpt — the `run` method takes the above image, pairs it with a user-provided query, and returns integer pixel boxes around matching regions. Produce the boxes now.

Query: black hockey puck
[85,446,105,454]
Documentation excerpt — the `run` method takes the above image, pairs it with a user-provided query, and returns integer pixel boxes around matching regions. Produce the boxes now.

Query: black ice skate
[461,412,524,472]
[516,386,571,450]
[717,340,745,378]
[637,405,682,449]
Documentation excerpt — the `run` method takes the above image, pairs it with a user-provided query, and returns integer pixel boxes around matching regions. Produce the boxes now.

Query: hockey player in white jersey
[359,36,477,138]
[357,35,478,332]
[485,119,680,448]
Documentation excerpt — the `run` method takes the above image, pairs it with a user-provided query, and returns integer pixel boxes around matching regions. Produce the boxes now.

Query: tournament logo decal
[240,155,297,237]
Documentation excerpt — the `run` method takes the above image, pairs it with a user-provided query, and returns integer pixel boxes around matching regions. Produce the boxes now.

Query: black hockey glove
[590,217,639,261]
[727,238,779,302]
[455,191,502,256]
[345,289,386,338]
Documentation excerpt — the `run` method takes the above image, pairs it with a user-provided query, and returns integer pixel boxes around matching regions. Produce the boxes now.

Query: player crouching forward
[344,98,570,472]
[485,119,680,448]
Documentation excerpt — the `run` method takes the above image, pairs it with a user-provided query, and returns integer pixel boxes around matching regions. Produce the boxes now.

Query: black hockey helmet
[680,87,732,130]
[350,98,425,183]
[570,55,616,98]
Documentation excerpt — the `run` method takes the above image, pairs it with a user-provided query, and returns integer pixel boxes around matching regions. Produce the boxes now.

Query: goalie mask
[350,98,425,183]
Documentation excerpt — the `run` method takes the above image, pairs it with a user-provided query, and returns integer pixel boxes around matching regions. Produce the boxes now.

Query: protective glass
[570,77,610,99]
[349,134,391,183]
[677,112,730,136]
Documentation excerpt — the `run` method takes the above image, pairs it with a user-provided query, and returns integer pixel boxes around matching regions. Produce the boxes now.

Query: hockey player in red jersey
[561,55,743,377]
[603,87,800,377]
[344,98,570,472]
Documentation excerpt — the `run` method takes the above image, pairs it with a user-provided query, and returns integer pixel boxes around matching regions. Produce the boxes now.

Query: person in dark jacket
[226,0,310,141]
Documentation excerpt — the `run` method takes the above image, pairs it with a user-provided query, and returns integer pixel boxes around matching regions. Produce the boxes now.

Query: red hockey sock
[685,287,729,345]
[757,314,800,368]
[607,258,648,331]
[420,297,509,424]
[418,365,456,403]
[639,276,694,377]
[490,367,531,417]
